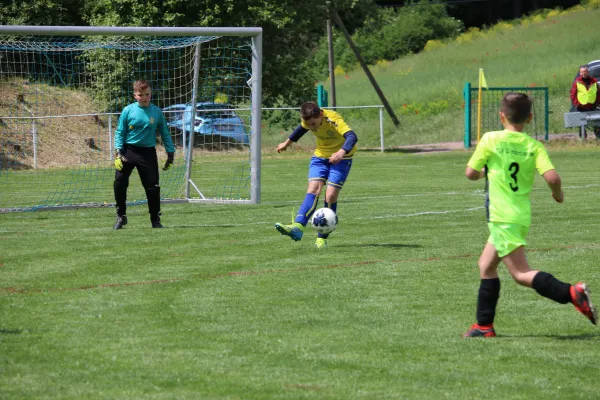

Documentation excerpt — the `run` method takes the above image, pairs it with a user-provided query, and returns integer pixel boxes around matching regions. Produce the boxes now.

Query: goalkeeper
[274,101,358,249]
[113,79,175,229]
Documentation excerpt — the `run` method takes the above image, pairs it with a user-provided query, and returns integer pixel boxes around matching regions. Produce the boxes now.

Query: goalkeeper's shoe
[570,282,597,325]
[315,237,327,249]
[113,215,127,230]
[275,222,304,241]
[463,323,496,338]
[151,216,164,229]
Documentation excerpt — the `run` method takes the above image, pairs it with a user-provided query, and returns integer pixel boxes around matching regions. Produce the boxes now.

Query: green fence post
[464,82,471,148]
[317,84,328,107]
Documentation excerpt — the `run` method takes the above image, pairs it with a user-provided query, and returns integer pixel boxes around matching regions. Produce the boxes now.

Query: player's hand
[163,152,174,171]
[328,150,346,165]
[276,143,288,153]
[552,191,564,203]
[115,150,127,171]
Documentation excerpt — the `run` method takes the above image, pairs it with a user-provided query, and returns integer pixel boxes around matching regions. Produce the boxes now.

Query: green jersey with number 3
[467,129,555,227]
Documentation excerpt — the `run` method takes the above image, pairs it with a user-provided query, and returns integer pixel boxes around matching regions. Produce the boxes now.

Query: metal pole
[327,17,336,109]
[32,120,37,169]
[379,106,384,153]
[250,32,263,204]
[185,42,201,199]
[108,114,113,160]
[331,10,400,127]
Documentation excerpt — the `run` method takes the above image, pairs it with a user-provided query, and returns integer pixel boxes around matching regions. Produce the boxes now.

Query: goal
[0,26,262,212]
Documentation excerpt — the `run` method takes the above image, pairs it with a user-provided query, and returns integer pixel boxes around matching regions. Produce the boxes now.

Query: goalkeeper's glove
[114,150,127,171]
[163,152,174,171]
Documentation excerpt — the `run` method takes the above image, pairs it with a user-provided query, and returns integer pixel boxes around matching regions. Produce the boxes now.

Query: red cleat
[463,323,496,338]
[570,282,597,325]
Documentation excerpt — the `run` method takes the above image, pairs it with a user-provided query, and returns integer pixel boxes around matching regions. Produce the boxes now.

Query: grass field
[1,148,599,399]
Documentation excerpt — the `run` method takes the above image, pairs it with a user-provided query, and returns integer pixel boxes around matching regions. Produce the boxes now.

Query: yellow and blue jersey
[300,110,356,158]
[467,129,554,227]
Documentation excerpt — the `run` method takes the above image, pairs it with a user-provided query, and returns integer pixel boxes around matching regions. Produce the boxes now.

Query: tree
[81,0,377,107]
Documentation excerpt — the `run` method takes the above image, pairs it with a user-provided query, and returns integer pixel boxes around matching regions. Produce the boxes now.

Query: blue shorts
[308,156,353,188]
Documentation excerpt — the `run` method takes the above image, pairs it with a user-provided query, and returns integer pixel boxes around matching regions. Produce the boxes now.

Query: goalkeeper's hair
[133,79,151,93]
[300,101,321,120]
[501,92,532,124]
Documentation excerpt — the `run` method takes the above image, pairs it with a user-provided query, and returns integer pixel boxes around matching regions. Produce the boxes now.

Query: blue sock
[295,193,319,226]
[318,201,337,239]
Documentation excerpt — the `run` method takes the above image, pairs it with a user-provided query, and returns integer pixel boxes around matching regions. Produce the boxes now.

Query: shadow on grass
[335,243,422,249]
[0,328,25,334]
[500,332,600,340]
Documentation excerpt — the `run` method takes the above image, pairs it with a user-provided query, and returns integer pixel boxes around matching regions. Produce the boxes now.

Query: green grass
[1,148,599,399]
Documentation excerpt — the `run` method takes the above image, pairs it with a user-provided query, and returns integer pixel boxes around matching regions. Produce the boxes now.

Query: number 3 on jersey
[508,162,519,192]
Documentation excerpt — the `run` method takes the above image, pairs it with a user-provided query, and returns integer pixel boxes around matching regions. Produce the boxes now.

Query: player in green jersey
[113,80,175,229]
[463,92,596,337]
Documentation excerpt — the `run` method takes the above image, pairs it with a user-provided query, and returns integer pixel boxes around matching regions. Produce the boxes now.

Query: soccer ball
[311,207,338,234]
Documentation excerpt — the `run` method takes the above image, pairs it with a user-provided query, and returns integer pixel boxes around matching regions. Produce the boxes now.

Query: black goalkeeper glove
[114,150,127,171]
[163,152,174,171]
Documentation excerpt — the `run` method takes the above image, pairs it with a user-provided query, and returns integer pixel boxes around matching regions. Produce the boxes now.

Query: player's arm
[157,110,175,170]
[542,169,564,203]
[570,81,580,107]
[465,166,485,180]
[277,125,307,153]
[157,111,175,154]
[114,109,128,153]
[329,130,357,164]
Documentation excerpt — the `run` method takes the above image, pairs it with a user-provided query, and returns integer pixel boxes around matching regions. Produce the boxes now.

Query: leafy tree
[81,0,377,107]
[0,0,86,25]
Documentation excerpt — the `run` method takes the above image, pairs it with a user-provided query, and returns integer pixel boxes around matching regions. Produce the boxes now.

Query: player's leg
[315,159,352,248]
[464,242,501,337]
[135,147,162,228]
[113,147,135,229]
[500,223,597,325]
[275,156,327,241]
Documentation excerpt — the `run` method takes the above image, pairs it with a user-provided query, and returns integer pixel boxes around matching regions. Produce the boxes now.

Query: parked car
[163,102,249,145]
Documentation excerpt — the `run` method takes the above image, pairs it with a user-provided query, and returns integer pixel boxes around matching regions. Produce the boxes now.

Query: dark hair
[580,65,589,70]
[133,80,151,92]
[501,92,532,124]
[300,101,321,120]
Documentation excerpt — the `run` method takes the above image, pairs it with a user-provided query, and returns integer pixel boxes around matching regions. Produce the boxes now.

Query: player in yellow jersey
[274,102,358,249]
[463,92,596,337]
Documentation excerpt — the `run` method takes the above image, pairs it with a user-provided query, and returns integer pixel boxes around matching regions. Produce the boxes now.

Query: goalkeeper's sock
[295,193,319,226]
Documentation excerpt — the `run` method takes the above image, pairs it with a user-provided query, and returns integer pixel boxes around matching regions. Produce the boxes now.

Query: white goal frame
[0,25,263,211]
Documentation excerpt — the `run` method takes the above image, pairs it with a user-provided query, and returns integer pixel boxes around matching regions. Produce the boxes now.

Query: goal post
[0,25,262,212]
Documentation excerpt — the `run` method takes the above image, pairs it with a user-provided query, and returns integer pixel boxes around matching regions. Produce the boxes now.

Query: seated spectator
[570,64,600,138]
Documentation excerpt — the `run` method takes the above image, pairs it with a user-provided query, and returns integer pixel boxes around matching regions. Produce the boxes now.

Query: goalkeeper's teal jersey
[467,129,555,227]
[114,102,175,153]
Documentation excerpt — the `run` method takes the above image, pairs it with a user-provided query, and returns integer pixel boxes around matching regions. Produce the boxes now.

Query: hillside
[318,5,600,147]
[0,80,111,169]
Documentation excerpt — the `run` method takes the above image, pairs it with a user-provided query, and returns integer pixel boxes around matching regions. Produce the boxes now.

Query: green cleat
[275,222,304,241]
[315,237,327,249]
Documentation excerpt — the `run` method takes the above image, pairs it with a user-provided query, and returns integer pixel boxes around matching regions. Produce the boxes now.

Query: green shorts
[487,222,529,257]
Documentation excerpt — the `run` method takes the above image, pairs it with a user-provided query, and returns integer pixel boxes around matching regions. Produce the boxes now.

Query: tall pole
[331,10,400,126]
[327,17,336,109]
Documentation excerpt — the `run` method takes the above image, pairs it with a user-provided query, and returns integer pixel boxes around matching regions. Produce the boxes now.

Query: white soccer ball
[311,207,338,234]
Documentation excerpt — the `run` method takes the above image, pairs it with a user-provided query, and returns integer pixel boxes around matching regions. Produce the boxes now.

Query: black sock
[532,271,571,304]
[476,278,501,326]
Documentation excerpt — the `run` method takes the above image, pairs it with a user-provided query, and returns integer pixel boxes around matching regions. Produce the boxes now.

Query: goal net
[0,26,262,212]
